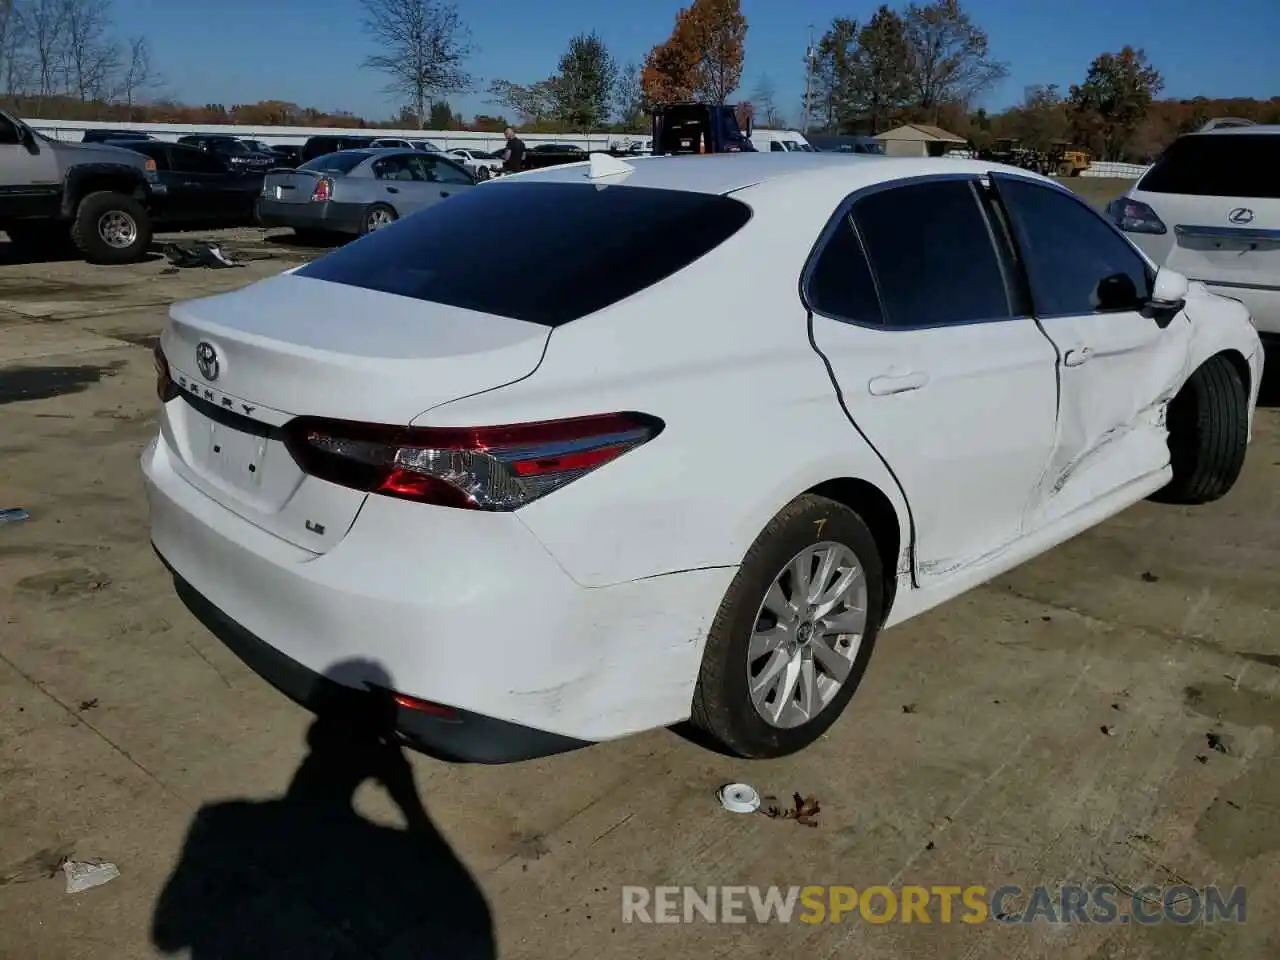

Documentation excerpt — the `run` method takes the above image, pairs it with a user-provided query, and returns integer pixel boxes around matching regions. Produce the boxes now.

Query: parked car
[300,135,377,165]
[268,144,301,166]
[176,135,275,174]
[256,147,474,239]
[145,153,1261,764]
[1107,125,1280,344]
[106,139,262,225]
[2,109,163,264]
[82,129,154,144]
[371,137,443,153]
[447,148,502,179]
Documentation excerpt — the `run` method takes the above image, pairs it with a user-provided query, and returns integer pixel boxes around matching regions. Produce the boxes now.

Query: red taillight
[153,341,176,403]
[391,692,458,720]
[283,412,664,511]
[311,177,332,202]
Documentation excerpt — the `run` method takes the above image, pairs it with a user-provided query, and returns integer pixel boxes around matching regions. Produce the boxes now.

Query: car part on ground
[0,108,163,264]
[143,152,1262,764]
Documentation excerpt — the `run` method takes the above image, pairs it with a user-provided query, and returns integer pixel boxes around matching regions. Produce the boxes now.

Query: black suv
[177,135,276,174]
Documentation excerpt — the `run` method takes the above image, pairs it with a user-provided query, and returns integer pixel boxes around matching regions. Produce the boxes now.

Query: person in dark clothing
[502,127,526,173]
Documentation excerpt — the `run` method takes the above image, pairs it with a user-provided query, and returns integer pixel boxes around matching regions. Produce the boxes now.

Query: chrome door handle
[1064,346,1092,367]
[868,371,929,396]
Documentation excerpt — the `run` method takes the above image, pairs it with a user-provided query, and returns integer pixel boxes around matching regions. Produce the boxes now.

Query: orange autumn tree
[641,0,747,106]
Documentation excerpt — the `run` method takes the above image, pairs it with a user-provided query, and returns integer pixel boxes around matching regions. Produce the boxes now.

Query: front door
[992,174,1192,529]
[0,115,61,219]
[805,176,1060,584]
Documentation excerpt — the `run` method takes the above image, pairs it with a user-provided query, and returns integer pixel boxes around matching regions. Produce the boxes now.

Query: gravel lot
[1,193,1278,958]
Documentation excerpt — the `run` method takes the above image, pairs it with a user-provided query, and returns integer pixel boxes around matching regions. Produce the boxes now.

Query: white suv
[1109,125,1279,339]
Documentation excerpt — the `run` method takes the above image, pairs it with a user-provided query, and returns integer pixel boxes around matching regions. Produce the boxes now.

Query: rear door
[370,154,437,215]
[1128,133,1280,322]
[993,174,1192,529]
[168,146,240,220]
[806,176,1059,584]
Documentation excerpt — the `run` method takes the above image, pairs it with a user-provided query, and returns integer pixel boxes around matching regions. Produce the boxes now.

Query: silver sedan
[256,148,476,238]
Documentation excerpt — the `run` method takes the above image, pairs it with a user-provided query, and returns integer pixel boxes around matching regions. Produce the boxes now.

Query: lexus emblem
[1227,207,1254,225]
[195,341,220,381]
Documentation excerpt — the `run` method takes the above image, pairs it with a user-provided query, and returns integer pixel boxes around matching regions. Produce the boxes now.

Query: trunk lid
[160,274,551,552]
[263,169,325,204]
[1148,192,1280,290]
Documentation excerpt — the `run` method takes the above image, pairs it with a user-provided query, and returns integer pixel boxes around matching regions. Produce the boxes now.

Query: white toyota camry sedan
[143,152,1264,763]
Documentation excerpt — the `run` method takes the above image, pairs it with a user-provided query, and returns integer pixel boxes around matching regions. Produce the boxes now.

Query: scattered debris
[1111,703,1122,711]
[1195,755,1208,764]
[160,240,245,270]
[1041,615,1052,622]
[1206,732,1234,756]
[716,783,761,814]
[1184,686,1204,706]
[1226,799,1241,810]
[1101,725,1116,736]
[0,845,73,886]
[78,698,98,712]
[62,859,119,894]
[0,507,30,525]
[901,703,917,714]
[1140,571,1160,583]
[925,840,935,851]
[763,793,821,828]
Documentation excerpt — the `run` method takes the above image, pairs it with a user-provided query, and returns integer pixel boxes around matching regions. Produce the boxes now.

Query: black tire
[360,203,397,236]
[70,190,152,265]
[1151,355,1249,505]
[690,494,884,759]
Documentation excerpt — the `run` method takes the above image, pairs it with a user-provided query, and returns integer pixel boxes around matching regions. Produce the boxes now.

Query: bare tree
[749,74,782,126]
[60,0,118,102]
[116,34,157,118]
[613,60,645,128]
[485,78,557,126]
[359,0,472,129]
[20,0,66,105]
[902,0,1007,120]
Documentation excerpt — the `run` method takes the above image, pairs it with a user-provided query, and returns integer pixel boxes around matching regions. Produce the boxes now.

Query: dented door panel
[1029,310,1192,528]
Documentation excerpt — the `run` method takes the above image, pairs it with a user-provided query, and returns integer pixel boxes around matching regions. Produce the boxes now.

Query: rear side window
[301,152,369,174]
[853,179,1011,327]
[1139,134,1280,199]
[805,216,883,324]
[297,182,752,327]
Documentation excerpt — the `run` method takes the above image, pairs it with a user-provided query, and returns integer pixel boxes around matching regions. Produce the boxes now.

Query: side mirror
[1149,267,1189,309]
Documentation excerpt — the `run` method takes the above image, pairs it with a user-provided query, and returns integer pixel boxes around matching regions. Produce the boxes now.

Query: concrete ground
[0,206,1277,959]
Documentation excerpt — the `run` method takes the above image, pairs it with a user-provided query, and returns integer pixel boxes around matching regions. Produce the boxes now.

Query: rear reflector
[154,341,177,403]
[391,692,458,719]
[283,412,664,511]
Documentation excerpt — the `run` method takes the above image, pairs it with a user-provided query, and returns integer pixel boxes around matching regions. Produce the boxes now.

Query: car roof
[506,153,1047,198]
[1192,125,1280,137]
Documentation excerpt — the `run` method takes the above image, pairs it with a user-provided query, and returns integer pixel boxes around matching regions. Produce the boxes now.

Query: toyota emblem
[1227,207,1254,225]
[195,341,220,381]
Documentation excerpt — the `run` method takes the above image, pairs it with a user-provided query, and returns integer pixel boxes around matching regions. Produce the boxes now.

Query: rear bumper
[141,430,731,755]
[257,198,365,235]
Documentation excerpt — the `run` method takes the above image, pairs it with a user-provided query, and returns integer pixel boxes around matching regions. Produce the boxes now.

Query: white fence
[1080,161,1151,179]
[21,117,622,153]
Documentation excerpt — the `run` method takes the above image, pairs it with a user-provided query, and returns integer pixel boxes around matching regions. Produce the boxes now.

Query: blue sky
[112,0,1279,124]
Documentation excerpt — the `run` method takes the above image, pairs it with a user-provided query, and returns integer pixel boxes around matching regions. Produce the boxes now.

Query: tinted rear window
[301,152,370,174]
[297,182,752,326]
[1138,134,1280,198]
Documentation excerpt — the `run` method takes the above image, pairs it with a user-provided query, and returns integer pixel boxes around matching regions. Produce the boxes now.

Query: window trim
[799,173,1031,331]
[989,172,1156,321]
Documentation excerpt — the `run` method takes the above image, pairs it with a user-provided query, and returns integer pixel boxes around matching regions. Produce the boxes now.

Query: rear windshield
[1138,134,1280,198]
[300,152,369,174]
[297,182,752,326]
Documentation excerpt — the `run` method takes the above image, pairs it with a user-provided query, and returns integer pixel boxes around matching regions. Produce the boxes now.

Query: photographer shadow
[151,661,495,959]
